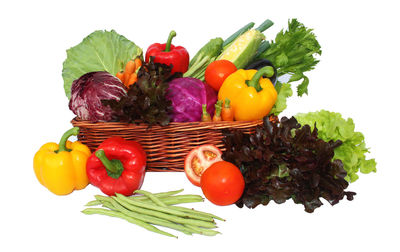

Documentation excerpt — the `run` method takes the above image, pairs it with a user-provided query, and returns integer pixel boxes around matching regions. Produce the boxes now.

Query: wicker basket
[71,118,263,172]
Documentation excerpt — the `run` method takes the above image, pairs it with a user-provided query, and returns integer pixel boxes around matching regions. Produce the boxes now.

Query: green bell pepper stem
[57,127,79,153]
[247,66,274,92]
[164,30,176,52]
[95,149,118,174]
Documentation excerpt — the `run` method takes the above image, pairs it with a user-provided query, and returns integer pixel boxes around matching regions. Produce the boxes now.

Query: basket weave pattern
[71,118,263,172]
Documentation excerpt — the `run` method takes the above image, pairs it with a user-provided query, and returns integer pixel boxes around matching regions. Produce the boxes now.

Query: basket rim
[71,117,263,131]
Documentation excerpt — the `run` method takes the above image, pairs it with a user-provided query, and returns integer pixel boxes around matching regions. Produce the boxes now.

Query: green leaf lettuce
[295,110,377,182]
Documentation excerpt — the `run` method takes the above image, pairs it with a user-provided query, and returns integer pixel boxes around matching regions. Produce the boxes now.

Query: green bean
[105,197,194,236]
[101,201,115,210]
[135,190,167,207]
[130,196,224,221]
[94,195,112,202]
[116,193,214,222]
[168,205,225,222]
[97,196,218,236]
[114,195,217,229]
[85,200,102,206]
[96,194,222,221]
[130,189,184,200]
[138,195,204,205]
[81,208,177,238]
[184,224,221,236]
[136,198,224,221]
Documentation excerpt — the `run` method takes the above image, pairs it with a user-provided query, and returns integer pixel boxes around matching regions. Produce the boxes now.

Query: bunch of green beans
[82,189,224,238]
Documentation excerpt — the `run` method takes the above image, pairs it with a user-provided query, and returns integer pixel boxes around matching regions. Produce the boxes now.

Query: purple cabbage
[69,71,127,122]
[166,77,217,122]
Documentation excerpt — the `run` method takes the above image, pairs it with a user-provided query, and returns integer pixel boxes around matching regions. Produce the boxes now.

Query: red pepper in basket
[145,30,189,74]
[86,137,146,196]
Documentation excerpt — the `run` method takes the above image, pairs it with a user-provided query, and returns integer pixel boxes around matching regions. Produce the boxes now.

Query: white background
[1,0,399,251]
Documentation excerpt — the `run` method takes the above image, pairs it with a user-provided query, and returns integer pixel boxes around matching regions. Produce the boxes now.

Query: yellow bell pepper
[218,66,277,121]
[33,127,91,195]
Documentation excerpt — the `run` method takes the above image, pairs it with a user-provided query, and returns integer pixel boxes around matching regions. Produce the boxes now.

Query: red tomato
[205,60,237,91]
[184,144,223,187]
[200,161,245,206]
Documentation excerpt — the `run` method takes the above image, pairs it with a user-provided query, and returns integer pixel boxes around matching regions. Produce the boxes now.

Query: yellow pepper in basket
[33,127,91,195]
[218,66,277,121]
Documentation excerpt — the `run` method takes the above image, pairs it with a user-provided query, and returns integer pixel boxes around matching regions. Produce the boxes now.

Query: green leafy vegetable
[259,19,321,96]
[62,30,142,99]
[102,57,181,126]
[295,110,377,182]
[223,116,355,213]
[269,82,293,116]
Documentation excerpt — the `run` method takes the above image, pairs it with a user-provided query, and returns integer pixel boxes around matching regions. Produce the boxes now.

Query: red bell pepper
[145,30,189,74]
[86,137,146,196]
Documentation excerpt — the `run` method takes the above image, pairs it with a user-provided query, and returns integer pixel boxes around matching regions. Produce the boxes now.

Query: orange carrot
[122,72,130,86]
[201,104,212,122]
[125,60,136,75]
[134,58,142,69]
[213,100,223,122]
[221,98,234,121]
[127,73,138,87]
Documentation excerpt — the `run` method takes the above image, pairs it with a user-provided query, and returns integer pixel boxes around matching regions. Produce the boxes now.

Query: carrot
[127,73,138,87]
[122,73,130,86]
[221,98,234,121]
[116,71,124,82]
[213,100,223,122]
[134,58,142,69]
[125,60,136,75]
[201,104,212,122]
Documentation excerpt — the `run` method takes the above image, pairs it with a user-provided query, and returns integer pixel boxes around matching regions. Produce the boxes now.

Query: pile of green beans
[82,189,224,238]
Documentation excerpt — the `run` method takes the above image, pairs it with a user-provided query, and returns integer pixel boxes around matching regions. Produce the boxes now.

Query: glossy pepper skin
[86,136,147,196]
[218,66,277,121]
[33,127,91,195]
[145,30,189,74]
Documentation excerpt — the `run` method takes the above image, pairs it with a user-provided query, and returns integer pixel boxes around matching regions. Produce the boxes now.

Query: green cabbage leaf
[62,30,142,99]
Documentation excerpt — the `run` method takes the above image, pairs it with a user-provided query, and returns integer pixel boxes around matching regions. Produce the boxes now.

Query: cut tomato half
[184,144,223,187]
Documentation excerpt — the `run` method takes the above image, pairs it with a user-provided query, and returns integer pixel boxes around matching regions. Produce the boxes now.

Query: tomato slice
[184,144,223,187]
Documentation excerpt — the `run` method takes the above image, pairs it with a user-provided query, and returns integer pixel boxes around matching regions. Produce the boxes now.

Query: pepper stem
[95,150,119,174]
[247,66,274,92]
[58,127,80,153]
[164,30,176,52]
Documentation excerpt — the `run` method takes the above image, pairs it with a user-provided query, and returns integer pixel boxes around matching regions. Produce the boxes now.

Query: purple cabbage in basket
[69,71,127,122]
[166,77,217,122]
